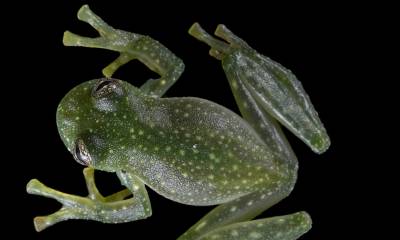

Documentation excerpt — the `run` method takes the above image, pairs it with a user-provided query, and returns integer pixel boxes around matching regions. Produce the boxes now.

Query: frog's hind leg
[190,23,330,154]
[64,5,184,97]
[182,24,308,240]
[178,187,310,240]
[190,23,297,168]
[198,212,311,240]
[26,168,151,232]
[223,65,299,169]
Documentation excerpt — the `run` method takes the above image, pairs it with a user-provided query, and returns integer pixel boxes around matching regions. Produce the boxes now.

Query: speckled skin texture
[57,80,292,206]
[26,5,329,239]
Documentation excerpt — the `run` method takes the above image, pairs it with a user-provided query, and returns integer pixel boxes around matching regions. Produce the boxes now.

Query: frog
[26,5,330,240]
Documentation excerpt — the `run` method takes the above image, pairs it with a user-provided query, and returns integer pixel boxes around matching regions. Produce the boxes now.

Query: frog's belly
[132,152,280,206]
[125,96,286,205]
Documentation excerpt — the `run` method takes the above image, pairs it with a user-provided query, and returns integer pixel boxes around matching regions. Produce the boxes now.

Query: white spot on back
[249,232,262,239]
[231,230,239,237]
[179,150,185,156]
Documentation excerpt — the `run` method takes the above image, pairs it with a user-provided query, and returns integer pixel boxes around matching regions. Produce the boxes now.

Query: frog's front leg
[63,5,184,97]
[26,168,151,232]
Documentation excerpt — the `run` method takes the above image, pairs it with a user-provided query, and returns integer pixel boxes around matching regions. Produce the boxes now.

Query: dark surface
[6,1,379,239]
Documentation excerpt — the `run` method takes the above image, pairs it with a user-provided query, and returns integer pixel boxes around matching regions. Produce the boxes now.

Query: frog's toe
[33,213,66,232]
[33,207,83,232]
[188,23,232,58]
[33,216,47,232]
[26,179,42,195]
[214,24,250,49]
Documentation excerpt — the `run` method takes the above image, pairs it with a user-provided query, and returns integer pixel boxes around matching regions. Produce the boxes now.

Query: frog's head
[56,78,138,172]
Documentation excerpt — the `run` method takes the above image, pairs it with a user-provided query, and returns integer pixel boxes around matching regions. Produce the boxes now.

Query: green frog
[27,5,330,240]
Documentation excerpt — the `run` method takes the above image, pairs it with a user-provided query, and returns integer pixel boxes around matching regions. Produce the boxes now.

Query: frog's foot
[63,5,184,97]
[62,5,138,78]
[188,23,250,60]
[26,168,151,232]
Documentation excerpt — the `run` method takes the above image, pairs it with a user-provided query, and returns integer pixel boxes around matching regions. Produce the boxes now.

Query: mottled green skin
[222,50,330,154]
[26,5,330,239]
[57,80,293,205]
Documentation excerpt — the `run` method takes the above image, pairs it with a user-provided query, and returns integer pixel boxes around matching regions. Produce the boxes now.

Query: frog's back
[127,96,292,206]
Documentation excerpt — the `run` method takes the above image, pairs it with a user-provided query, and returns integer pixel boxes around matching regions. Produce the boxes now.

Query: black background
[6,0,387,239]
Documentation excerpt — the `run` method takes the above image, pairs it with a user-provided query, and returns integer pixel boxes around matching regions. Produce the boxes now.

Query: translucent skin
[223,50,330,154]
[57,80,294,206]
[27,5,329,239]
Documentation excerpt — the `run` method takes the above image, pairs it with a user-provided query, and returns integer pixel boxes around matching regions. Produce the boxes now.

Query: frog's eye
[92,78,122,98]
[73,139,92,166]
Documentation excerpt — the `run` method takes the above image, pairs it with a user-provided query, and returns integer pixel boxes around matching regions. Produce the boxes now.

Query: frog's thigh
[224,71,298,167]
[178,186,293,240]
[198,212,311,240]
